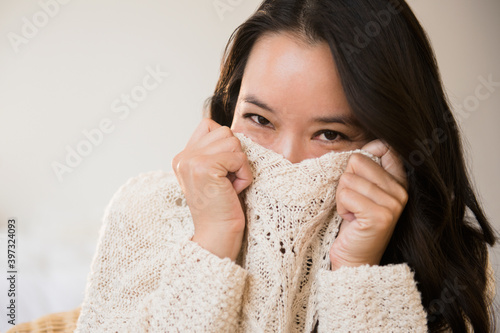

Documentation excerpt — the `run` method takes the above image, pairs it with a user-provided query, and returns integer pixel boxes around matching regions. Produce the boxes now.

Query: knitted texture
[75,172,247,332]
[76,133,428,332]
[235,133,380,332]
[316,264,428,332]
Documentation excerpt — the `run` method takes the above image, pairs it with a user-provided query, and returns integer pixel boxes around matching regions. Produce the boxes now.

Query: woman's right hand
[172,118,253,262]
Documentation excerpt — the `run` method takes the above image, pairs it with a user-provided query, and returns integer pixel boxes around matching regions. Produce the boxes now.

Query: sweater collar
[234,132,379,184]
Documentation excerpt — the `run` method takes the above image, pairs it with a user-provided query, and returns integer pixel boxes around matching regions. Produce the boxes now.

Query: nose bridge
[274,131,304,164]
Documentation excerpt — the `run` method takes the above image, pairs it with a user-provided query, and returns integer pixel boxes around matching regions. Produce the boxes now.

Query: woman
[76,0,496,332]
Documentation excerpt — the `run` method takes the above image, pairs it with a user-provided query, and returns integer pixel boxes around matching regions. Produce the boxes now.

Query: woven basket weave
[6,307,80,333]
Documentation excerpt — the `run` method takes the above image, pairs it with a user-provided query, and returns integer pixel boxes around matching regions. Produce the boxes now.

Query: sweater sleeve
[315,263,428,332]
[136,238,248,332]
[75,171,248,332]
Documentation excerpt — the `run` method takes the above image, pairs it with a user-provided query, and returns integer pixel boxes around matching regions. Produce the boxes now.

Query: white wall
[0,0,498,329]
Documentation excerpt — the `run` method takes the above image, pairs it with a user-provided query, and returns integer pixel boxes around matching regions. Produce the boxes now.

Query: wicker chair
[6,307,80,333]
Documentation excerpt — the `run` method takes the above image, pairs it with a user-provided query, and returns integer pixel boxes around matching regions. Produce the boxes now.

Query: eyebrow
[243,95,356,125]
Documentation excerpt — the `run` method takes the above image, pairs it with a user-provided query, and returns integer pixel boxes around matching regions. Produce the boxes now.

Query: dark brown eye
[249,114,270,126]
[320,130,340,141]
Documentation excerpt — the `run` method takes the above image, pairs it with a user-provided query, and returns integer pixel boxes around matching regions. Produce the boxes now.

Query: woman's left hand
[329,140,409,271]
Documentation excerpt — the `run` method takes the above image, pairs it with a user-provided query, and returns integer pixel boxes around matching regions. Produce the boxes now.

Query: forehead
[240,32,352,118]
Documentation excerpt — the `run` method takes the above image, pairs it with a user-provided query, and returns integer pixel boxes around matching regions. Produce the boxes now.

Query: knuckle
[351,153,365,163]
[337,175,351,193]
[171,154,180,172]
[228,136,242,151]
[340,172,354,184]
[219,126,233,137]
[337,186,347,196]
[175,156,189,174]
[347,153,364,167]
[386,196,402,215]
[337,186,351,200]
[378,206,395,226]
[368,181,380,194]
[172,152,186,173]
[235,151,248,163]
[398,186,409,205]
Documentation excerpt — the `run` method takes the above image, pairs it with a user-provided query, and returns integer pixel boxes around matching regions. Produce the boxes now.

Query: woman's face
[231,32,372,163]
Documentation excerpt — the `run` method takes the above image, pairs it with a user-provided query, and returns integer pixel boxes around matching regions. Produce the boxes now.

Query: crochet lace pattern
[76,133,428,332]
[235,133,378,331]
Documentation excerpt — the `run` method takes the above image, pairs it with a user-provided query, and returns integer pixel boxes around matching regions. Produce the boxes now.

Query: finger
[337,187,394,230]
[344,153,407,204]
[192,126,240,152]
[186,118,223,147]
[338,172,406,212]
[361,140,408,190]
[337,186,377,223]
[192,136,245,156]
[209,152,253,194]
[173,125,238,173]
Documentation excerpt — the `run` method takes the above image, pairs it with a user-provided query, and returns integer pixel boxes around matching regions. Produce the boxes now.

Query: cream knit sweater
[76,133,428,332]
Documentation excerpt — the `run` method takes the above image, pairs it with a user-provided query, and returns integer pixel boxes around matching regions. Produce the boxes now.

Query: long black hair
[207,0,497,331]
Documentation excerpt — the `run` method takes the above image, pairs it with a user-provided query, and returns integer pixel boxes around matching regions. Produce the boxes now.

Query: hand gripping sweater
[76,133,428,332]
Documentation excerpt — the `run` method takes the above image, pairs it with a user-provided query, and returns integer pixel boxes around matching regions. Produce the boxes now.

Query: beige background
[0,0,498,329]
